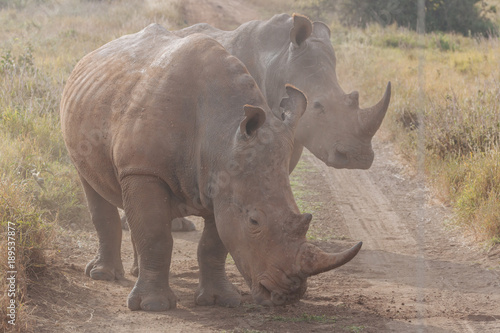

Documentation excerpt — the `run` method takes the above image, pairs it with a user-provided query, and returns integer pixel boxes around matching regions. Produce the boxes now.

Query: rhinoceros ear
[240,105,266,138]
[279,84,307,129]
[313,21,331,39]
[290,13,313,47]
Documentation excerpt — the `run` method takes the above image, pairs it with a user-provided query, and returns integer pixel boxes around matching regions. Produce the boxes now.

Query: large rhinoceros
[176,13,391,172]
[60,24,361,311]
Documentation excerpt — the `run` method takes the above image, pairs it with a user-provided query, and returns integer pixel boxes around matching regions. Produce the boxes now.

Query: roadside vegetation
[1,0,499,330]
[0,0,185,330]
[322,1,500,245]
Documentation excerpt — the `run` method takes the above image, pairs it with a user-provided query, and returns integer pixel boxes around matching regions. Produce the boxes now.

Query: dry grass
[0,0,187,329]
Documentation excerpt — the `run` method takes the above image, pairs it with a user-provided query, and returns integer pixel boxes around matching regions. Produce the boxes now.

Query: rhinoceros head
[213,85,361,306]
[269,14,391,169]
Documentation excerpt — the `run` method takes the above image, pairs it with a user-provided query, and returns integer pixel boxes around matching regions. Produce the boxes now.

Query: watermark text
[6,221,17,326]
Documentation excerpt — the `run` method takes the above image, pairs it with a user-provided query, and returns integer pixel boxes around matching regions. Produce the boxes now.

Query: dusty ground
[23,0,500,332]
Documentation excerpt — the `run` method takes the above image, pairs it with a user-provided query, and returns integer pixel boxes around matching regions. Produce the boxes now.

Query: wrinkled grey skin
[175,13,391,172]
[61,24,361,312]
[125,13,391,234]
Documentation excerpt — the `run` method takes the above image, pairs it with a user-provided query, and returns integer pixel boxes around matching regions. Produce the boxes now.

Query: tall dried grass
[0,0,187,329]
[333,22,500,244]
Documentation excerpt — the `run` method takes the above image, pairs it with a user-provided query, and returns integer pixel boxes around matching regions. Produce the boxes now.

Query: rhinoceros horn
[298,241,362,277]
[358,82,391,136]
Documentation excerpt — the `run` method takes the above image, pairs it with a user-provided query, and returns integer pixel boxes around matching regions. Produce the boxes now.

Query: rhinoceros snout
[254,277,306,306]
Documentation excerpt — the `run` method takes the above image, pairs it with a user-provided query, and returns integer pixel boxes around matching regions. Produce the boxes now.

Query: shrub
[1,179,53,331]
[442,151,500,240]
[297,0,498,37]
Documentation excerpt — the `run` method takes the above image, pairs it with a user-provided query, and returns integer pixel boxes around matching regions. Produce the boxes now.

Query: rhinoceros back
[60,24,253,208]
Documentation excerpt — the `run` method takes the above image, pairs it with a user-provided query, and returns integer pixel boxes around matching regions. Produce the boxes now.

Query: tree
[302,0,498,36]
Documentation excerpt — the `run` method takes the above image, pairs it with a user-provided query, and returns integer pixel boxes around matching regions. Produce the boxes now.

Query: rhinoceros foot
[195,279,241,307]
[85,257,125,281]
[127,284,178,311]
[172,217,196,232]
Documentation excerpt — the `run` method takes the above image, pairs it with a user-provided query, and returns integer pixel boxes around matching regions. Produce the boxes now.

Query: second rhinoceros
[176,13,391,171]
[60,24,361,311]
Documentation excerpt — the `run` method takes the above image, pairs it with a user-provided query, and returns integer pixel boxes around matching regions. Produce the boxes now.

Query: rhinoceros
[60,24,361,311]
[176,13,391,171]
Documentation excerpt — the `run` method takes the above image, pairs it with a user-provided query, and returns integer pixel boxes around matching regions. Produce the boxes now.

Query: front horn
[358,82,391,136]
[298,241,362,277]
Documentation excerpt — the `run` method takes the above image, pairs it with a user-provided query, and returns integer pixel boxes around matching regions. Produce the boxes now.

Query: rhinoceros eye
[247,209,266,231]
[313,101,325,114]
[250,218,259,226]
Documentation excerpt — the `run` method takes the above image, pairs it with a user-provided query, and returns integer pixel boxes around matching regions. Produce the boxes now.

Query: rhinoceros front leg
[195,216,241,307]
[129,215,196,277]
[80,175,124,281]
[128,217,195,278]
[121,175,178,311]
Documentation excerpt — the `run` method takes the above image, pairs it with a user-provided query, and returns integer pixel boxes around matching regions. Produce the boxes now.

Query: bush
[442,151,500,241]
[298,0,498,37]
[1,179,53,331]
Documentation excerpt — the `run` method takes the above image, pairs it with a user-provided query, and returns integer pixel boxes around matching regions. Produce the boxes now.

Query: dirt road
[306,137,500,332]
[29,135,500,333]
[26,0,500,331]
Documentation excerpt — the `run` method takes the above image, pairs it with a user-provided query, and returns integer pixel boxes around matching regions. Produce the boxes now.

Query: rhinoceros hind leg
[80,175,124,281]
[195,217,241,307]
[130,237,139,277]
[172,217,196,232]
[120,214,129,230]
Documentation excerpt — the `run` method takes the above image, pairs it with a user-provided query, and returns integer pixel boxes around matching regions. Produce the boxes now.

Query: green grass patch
[290,159,323,214]
[290,158,333,241]
[344,325,365,333]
